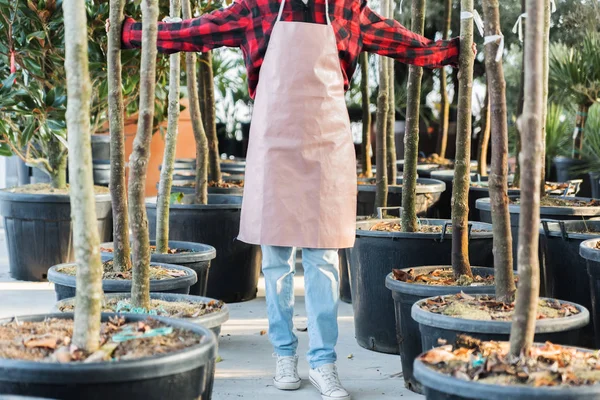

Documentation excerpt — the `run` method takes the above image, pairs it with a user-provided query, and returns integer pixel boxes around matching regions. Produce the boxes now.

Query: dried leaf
[419,347,456,364]
[392,269,411,282]
[25,337,58,349]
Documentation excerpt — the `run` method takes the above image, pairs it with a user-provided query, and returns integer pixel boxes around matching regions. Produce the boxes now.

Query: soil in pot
[47,262,197,301]
[146,194,261,303]
[539,220,600,346]
[413,293,589,351]
[415,336,600,400]
[383,265,496,394]
[101,240,217,297]
[162,179,245,196]
[0,313,217,400]
[0,184,112,281]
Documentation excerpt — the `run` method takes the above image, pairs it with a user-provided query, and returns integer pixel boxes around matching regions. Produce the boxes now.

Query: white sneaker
[273,355,301,390]
[309,364,351,400]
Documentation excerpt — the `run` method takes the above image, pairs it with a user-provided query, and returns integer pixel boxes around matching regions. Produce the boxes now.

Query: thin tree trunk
[451,0,474,278]
[155,0,181,254]
[476,92,490,176]
[482,0,516,303]
[374,0,390,213]
[400,0,426,232]
[199,52,222,182]
[386,0,397,184]
[513,0,526,188]
[540,0,550,192]
[436,0,452,159]
[48,138,67,189]
[64,0,102,352]
[573,105,590,159]
[183,0,209,205]
[360,52,373,178]
[107,0,131,272]
[509,0,544,357]
[128,0,158,310]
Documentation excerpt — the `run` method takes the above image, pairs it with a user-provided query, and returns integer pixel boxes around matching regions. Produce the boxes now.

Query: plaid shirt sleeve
[122,0,250,53]
[359,4,459,68]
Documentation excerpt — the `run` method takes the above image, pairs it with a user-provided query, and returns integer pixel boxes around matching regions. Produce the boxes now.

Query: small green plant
[544,103,573,173]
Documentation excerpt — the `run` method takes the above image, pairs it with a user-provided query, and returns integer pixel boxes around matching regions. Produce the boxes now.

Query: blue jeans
[261,245,340,369]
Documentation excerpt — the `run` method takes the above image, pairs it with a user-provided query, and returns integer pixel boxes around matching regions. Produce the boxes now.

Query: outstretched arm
[121,0,250,53]
[360,2,460,68]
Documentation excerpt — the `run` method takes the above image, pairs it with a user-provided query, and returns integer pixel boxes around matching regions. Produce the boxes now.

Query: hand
[472,42,477,57]
[105,18,110,33]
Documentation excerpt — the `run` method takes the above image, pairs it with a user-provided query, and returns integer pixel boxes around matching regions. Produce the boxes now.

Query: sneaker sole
[309,375,351,400]
[273,379,301,390]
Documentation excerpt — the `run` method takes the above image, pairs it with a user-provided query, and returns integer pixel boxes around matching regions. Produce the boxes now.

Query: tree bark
[155,0,182,254]
[128,0,158,310]
[540,0,550,190]
[107,0,131,272]
[48,137,67,190]
[183,0,209,205]
[386,0,397,184]
[513,0,526,188]
[400,0,426,232]
[476,92,490,176]
[199,52,222,182]
[482,0,516,303]
[374,0,390,213]
[436,0,452,159]
[64,0,102,352]
[509,0,544,357]
[451,0,474,278]
[360,52,373,178]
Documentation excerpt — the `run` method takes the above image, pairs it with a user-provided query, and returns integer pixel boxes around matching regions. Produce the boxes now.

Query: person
[114,1,471,398]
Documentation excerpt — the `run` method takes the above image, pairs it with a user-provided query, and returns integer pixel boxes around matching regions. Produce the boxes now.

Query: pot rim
[54,292,229,329]
[47,262,198,291]
[0,313,216,384]
[539,220,600,240]
[146,194,242,210]
[356,218,493,239]
[411,295,590,334]
[100,241,217,263]
[357,178,446,194]
[0,189,111,204]
[413,345,600,399]
[476,196,600,216]
[385,267,496,297]
[579,238,600,262]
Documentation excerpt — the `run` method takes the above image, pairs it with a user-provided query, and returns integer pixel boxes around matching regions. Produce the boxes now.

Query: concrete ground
[0,231,422,400]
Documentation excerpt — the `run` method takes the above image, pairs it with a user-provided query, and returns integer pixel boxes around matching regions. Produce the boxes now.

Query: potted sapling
[415,4,596,396]
[0,0,112,282]
[411,0,589,366]
[48,0,198,301]
[0,3,217,397]
[145,0,261,304]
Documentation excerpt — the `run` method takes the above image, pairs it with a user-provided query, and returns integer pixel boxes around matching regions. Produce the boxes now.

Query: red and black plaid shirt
[122,0,460,99]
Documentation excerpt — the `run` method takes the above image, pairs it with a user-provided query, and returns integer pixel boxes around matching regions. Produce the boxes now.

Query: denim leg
[261,245,298,357]
[302,248,340,369]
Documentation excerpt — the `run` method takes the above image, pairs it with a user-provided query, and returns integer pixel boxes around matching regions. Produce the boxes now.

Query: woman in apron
[117,1,468,398]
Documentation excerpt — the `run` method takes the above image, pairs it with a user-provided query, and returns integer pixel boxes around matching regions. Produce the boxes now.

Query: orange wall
[124,98,197,197]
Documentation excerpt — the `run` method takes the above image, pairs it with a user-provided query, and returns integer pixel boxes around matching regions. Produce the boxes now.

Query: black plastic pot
[55,292,229,336]
[469,181,521,222]
[414,346,600,400]
[220,162,245,174]
[348,219,493,353]
[30,168,51,185]
[590,172,600,199]
[91,134,111,160]
[412,295,589,353]
[430,170,479,219]
[477,196,600,270]
[554,156,592,197]
[356,178,445,217]
[100,240,216,297]
[579,238,600,347]
[384,266,495,393]
[0,190,112,282]
[539,220,600,346]
[339,249,352,303]
[0,313,217,400]
[92,160,110,187]
[146,194,261,303]
[47,262,197,301]
[159,158,196,171]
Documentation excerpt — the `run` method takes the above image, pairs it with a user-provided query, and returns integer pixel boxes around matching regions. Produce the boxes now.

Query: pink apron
[237,0,357,249]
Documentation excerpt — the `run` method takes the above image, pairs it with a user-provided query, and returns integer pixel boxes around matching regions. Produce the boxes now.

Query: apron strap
[277,0,331,25]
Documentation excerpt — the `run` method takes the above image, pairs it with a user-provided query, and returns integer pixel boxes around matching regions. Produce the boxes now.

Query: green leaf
[45,88,56,107]
[26,31,45,42]
[169,192,184,204]
[0,143,13,157]
[0,73,17,96]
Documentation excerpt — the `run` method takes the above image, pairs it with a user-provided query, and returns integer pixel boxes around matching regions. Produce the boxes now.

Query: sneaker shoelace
[318,365,344,393]
[276,356,298,379]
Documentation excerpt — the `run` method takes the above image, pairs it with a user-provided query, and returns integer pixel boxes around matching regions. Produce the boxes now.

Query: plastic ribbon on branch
[460,10,484,37]
[512,13,527,42]
[551,0,557,13]
[484,34,504,62]
[398,0,403,14]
